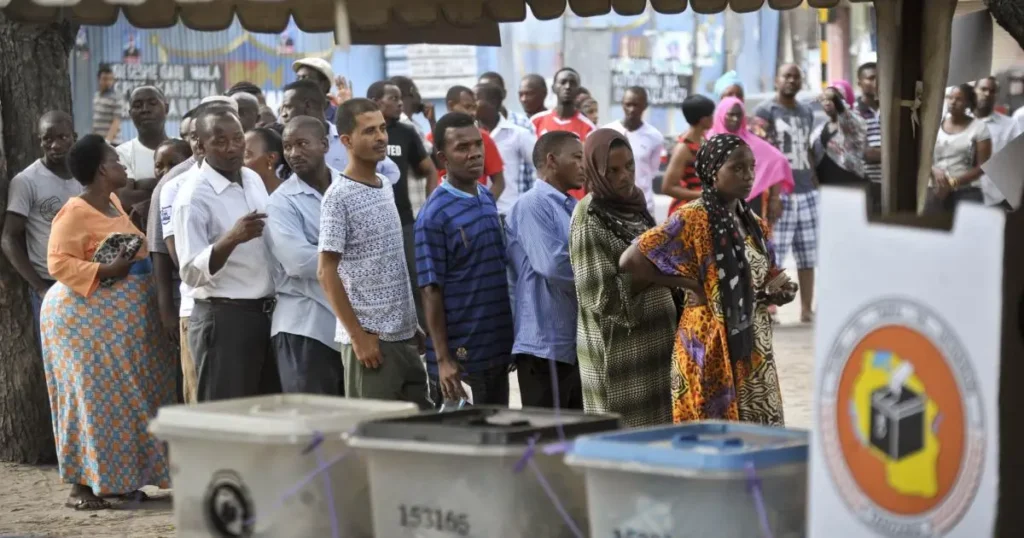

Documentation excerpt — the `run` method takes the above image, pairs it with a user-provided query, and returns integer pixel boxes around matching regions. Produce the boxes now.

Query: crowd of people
[0,55,1012,511]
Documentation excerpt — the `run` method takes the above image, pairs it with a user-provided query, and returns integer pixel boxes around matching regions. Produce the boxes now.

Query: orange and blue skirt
[40,267,176,495]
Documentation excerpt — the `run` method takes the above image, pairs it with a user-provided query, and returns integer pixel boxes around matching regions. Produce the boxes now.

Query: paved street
[0,301,813,537]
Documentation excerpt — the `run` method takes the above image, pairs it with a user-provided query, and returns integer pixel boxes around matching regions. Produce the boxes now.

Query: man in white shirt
[116,86,168,210]
[157,100,237,403]
[172,109,281,401]
[475,83,537,214]
[976,76,1022,208]
[603,86,664,215]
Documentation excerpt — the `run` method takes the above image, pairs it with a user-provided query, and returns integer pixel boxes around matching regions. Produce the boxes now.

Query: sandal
[115,490,151,503]
[65,497,112,511]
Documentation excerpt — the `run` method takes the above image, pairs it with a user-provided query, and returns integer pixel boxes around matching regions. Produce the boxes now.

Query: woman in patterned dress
[41,134,176,510]
[620,134,798,425]
[569,128,678,427]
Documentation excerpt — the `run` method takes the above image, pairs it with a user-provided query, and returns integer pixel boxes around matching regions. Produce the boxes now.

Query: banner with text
[111,63,225,121]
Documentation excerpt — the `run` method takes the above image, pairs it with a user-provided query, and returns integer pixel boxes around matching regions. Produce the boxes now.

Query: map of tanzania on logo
[819,298,985,536]
[850,350,940,497]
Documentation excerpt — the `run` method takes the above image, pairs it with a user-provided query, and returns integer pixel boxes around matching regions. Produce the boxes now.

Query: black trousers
[189,299,281,402]
[274,332,344,396]
[515,355,583,410]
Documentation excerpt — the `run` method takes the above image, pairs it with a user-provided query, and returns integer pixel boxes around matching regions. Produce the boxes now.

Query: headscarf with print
[696,134,766,362]
[584,128,655,242]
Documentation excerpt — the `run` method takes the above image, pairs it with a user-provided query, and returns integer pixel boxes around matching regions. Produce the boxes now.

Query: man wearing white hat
[293,58,338,124]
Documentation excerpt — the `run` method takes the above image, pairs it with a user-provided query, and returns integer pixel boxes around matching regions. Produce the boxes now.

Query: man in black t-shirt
[368,80,437,327]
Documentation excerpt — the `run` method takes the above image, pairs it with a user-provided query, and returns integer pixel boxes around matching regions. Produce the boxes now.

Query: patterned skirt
[40,272,176,495]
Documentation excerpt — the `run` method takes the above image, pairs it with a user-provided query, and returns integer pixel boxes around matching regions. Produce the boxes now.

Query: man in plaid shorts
[755,63,818,323]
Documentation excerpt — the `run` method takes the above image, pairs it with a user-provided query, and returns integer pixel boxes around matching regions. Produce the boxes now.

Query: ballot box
[809,186,1016,537]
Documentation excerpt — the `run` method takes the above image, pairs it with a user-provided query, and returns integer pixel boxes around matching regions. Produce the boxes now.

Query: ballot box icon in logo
[869,385,925,460]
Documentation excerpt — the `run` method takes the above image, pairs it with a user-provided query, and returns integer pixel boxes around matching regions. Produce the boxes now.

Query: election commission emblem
[818,298,985,536]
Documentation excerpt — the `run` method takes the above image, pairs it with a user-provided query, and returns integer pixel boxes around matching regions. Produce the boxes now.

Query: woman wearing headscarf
[41,134,175,510]
[708,96,794,223]
[569,129,678,427]
[810,81,867,185]
[621,134,798,425]
[714,71,769,140]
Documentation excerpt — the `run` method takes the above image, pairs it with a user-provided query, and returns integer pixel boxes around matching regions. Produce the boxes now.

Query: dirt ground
[0,301,814,538]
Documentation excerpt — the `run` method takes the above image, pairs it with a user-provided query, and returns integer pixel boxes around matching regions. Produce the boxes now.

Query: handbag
[91,232,143,287]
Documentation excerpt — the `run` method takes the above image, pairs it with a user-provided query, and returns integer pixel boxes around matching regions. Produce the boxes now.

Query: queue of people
[7,59,1015,512]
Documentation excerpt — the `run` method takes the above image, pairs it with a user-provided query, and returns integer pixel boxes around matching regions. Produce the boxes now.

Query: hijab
[584,128,655,234]
[714,71,742,98]
[708,97,795,200]
[829,79,856,106]
[696,134,767,362]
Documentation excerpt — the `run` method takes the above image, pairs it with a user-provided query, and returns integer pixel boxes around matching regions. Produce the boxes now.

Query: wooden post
[890,0,924,212]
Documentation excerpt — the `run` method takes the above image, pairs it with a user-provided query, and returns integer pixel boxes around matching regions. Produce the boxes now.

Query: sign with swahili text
[111,63,224,121]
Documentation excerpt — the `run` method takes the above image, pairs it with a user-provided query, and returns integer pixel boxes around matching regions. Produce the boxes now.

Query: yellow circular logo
[818,298,985,536]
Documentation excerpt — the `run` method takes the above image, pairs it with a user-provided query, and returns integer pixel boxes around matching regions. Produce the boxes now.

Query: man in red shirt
[426,85,505,201]
[530,68,594,199]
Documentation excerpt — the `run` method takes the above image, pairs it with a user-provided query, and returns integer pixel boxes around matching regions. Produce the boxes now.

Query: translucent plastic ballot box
[149,394,418,538]
[810,186,1011,537]
[566,421,809,538]
[348,406,621,538]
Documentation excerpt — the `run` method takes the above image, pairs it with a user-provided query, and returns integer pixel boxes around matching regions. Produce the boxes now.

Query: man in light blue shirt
[279,78,400,185]
[505,131,585,409]
[265,116,344,395]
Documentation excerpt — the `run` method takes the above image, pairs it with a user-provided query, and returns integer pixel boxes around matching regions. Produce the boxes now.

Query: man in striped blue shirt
[856,62,883,212]
[416,112,514,405]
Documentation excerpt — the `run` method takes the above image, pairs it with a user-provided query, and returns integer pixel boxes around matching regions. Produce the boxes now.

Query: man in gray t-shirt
[1,111,82,344]
[753,63,818,323]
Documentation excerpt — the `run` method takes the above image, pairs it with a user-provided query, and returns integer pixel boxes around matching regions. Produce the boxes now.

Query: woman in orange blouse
[41,134,176,510]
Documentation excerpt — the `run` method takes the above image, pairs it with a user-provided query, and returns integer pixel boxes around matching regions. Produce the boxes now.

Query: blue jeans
[30,286,47,351]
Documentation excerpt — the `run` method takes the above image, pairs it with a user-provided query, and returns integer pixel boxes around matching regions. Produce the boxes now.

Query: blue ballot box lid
[570,421,809,471]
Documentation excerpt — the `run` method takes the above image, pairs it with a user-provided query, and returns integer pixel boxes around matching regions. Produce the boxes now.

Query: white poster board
[810,187,1000,537]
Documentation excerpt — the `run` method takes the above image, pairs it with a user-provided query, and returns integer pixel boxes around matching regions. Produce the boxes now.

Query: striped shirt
[414,180,513,375]
[669,136,702,215]
[92,90,123,143]
[857,97,882,183]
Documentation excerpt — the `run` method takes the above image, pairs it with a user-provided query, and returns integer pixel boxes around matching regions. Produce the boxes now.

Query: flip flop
[65,497,112,511]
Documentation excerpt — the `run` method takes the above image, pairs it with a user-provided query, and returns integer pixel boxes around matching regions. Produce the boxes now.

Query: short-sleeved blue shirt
[414,180,513,375]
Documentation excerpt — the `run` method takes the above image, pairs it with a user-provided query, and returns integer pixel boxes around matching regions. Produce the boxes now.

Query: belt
[199,297,276,314]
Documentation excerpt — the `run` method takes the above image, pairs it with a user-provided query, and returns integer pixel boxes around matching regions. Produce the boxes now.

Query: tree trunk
[0,13,75,464]
[988,0,1024,50]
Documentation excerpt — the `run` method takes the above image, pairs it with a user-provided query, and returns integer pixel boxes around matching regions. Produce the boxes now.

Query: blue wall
[72,8,780,140]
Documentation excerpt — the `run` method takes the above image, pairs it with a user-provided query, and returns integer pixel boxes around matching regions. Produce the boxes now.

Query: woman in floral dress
[620,134,797,425]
